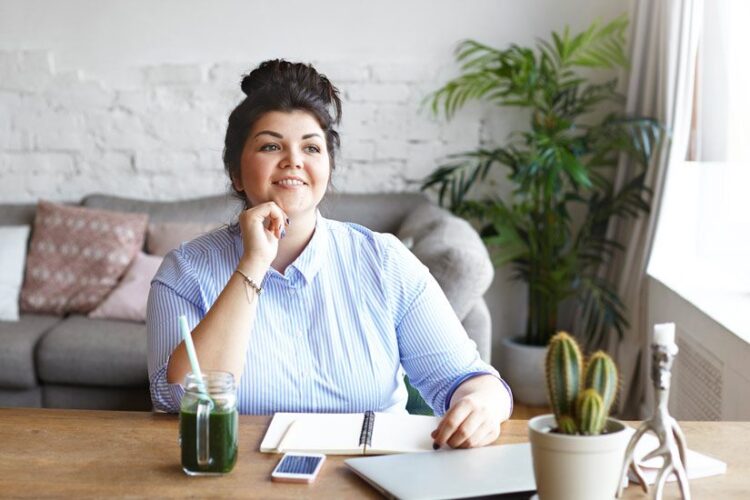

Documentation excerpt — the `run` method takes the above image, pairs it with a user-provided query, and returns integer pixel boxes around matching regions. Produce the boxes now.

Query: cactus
[544,332,619,436]
[576,389,606,435]
[583,350,618,413]
[545,331,583,434]
[557,415,578,435]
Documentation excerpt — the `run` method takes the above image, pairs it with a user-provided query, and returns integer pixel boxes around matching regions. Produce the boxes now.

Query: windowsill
[648,269,750,345]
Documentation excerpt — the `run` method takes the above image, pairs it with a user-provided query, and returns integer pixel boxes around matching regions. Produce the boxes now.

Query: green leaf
[563,155,592,189]
[564,15,629,69]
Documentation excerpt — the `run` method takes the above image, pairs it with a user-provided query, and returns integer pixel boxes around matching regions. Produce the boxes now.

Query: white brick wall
[0,49,489,203]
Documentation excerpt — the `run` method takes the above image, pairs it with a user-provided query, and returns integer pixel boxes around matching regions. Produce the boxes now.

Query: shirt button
[296,330,304,338]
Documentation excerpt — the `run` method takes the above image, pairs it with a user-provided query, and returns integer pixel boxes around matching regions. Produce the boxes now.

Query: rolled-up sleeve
[146,250,206,413]
[381,234,512,416]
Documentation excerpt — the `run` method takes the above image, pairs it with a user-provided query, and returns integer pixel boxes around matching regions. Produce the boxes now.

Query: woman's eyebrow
[254,130,282,139]
[253,131,323,140]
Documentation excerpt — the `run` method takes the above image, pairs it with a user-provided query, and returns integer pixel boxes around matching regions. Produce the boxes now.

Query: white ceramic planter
[528,414,629,500]
[500,337,548,406]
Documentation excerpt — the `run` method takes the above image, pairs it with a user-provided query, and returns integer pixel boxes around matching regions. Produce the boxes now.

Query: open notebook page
[369,412,442,454]
[262,413,366,454]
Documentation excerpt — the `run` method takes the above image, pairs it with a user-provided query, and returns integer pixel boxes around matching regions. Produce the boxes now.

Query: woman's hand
[431,374,512,449]
[237,201,289,271]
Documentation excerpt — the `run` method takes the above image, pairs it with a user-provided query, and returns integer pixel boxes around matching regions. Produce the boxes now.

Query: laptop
[344,443,537,500]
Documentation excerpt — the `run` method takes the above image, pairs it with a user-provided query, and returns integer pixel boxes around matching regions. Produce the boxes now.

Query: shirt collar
[289,210,327,284]
[232,210,328,285]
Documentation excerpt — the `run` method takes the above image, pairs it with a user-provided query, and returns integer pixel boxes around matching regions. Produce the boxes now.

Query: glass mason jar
[179,371,239,476]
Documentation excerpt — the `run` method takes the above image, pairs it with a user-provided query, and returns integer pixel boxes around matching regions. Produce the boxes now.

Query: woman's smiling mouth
[273,177,308,187]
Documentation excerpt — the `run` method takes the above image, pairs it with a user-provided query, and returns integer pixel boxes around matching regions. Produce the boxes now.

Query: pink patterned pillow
[88,252,163,322]
[20,200,148,315]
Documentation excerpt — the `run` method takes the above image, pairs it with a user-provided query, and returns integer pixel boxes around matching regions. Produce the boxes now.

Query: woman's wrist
[237,256,269,282]
[451,374,510,420]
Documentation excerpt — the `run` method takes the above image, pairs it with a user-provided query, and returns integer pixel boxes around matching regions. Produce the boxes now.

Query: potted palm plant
[422,16,662,404]
[528,331,629,500]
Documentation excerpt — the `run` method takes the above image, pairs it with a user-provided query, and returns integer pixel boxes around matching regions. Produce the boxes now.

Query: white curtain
[604,0,703,418]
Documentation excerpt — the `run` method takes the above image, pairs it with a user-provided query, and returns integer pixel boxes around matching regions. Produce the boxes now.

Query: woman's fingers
[241,202,289,240]
[246,202,288,238]
[431,401,472,448]
[431,397,499,449]
[446,411,486,449]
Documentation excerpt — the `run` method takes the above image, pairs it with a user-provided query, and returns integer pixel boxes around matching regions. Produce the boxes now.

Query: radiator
[670,327,723,421]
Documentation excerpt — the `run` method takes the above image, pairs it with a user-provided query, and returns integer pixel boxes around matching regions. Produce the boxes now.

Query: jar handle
[196,399,212,466]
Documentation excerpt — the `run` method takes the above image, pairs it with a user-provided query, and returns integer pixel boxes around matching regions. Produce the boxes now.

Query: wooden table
[0,408,745,498]
[512,401,551,420]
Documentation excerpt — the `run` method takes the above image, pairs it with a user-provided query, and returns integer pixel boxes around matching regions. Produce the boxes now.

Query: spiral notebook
[260,411,442,455]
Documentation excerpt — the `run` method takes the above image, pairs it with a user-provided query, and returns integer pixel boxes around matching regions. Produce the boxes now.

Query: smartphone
[271,452,326,484]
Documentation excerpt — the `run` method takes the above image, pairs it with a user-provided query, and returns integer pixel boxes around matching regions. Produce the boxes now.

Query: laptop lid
[345,443,537,500]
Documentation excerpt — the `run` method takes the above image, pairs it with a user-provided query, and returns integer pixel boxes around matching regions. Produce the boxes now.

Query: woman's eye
[305,145,321,153]
[260,144,279,151]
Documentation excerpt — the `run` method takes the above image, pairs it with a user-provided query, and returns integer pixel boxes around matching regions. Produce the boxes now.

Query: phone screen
[276,454,324,475]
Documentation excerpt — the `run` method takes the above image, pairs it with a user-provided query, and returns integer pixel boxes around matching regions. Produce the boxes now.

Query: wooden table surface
[0,408,746,499]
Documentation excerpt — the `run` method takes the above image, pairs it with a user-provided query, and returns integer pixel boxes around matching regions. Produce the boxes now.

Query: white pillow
[0,226,31,321]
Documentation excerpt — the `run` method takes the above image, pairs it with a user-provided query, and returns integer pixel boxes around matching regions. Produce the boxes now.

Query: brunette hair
[223,59,342,208]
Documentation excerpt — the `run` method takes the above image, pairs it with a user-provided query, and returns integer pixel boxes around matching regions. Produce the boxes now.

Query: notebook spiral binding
[359,411,376,451]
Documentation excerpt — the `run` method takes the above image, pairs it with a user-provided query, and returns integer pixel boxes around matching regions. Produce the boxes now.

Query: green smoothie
[180,408,238,474]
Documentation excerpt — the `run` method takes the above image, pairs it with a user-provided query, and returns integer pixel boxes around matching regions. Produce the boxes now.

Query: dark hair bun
[240,59,341,124]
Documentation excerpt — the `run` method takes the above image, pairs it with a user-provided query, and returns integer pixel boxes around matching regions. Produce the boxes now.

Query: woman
[147,59,512,449]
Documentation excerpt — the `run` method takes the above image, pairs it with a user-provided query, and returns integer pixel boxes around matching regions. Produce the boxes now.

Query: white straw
[179,315,209,397]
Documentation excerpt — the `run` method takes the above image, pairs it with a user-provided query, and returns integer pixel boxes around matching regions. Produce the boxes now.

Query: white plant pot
[528,414,629,500]
[500,337,548,406]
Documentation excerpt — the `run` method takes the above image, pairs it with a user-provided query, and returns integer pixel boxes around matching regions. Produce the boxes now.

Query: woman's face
[233,110,330,218]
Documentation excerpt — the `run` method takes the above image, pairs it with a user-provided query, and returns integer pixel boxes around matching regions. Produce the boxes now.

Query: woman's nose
[282,149,303,169]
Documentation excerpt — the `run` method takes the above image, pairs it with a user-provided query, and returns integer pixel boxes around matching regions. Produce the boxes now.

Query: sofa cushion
[320,192,429,234]
[0,387,43,408]
[0,204,36,226]
[42,385,151,411]
[146,222,220,256]
[89,252,163,322]
[0,225,30,321]
[0,314,62,389]
[37,315,148,387]
[397,203,446,241]
[20,200,148,315]
[398,204,494,320]
[83,193,242,225]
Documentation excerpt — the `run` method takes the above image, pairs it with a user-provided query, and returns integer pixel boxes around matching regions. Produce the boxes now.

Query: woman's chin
[271,194,321,216]
[272,200,314,219]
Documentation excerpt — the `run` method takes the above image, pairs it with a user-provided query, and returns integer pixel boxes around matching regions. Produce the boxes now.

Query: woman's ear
[231,173,243,193]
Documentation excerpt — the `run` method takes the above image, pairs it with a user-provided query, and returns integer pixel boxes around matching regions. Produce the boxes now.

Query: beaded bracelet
[235,268,263,296]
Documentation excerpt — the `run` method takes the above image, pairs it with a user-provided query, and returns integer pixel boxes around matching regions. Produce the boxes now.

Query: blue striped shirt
[147,213,510,415]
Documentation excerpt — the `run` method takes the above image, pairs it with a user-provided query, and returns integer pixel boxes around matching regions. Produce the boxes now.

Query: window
[648,0,750,342]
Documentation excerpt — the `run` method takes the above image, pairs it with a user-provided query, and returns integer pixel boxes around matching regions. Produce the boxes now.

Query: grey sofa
[0,192,494,410]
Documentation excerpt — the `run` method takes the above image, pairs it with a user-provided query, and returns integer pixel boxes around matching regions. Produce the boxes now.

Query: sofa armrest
[461,300,492,363]
[397,203,494,321]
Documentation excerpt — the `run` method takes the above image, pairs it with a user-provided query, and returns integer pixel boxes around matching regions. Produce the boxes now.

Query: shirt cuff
[444,371,514,417]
